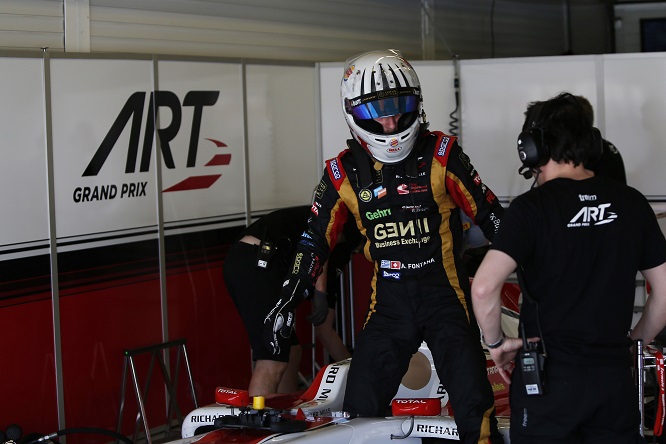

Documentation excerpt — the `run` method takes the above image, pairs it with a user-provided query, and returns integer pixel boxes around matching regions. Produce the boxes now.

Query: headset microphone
[518,165,533,179]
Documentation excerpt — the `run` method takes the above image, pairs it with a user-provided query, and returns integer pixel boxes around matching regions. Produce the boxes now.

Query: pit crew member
[472,92,666,443]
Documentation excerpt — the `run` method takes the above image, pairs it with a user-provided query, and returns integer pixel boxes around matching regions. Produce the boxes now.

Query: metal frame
[636,338,666,440]
[116,338,198,444]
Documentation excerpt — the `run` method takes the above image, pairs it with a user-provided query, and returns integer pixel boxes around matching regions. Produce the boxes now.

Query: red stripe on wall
[163,175,222,192]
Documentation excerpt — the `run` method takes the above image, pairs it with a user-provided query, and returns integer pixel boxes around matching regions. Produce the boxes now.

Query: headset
[517,93,603,179]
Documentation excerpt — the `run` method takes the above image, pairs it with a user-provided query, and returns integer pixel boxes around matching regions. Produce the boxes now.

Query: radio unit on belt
[519,322,546,396]
[256,239,273,269]
[516,266,547,396]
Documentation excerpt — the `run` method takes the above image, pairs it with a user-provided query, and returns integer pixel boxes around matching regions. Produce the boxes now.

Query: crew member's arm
[471,249,524,384]
[631,262,666,345]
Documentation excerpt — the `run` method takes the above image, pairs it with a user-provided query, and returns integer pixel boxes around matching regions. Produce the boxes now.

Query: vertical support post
[347,261,356,350]
[240,61,252,226]
[129,355,153,444]
[63,0,91,52]
[42,47,68,436]
[637,339,645,437]
[420,0,436,60]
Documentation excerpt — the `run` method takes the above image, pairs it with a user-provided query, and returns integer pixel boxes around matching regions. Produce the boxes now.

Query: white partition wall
[460,55,600,200]
[318,53,666,204]
[603,53,666,199]
[0,56,50,259]
[0,51,318,435]
[50,57,159,244]
[157,60,246,225]
[246,64,318,211]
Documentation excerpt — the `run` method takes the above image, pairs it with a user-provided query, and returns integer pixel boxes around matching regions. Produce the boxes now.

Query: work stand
[637,339,666,441]
[116,338,199,444]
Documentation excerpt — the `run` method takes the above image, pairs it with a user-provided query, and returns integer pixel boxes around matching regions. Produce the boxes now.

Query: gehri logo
[567,203,617,227]
[74,91,230,203]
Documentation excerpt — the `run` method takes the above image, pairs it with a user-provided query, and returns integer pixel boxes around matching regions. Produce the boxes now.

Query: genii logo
[74,91,230,203]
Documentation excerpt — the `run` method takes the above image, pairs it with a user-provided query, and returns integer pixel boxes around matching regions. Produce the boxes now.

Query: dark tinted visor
[347,87,420,120]
[351,95,419,120]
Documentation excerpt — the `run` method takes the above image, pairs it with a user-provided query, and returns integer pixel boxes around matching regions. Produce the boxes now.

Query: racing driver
[264,49,505,443]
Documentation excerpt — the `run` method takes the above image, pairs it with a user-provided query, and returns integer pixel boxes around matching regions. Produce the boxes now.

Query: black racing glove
[263,277,312,355]
[263,249,322,355]
[307,289,329,326]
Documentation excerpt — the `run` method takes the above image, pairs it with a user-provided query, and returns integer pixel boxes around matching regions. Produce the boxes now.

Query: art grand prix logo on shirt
[567,203,617,227]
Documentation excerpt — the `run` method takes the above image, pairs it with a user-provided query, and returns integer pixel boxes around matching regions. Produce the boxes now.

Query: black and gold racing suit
[292,131,504,443]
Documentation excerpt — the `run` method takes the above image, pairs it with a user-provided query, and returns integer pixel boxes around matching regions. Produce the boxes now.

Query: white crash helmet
[341,49,423,164]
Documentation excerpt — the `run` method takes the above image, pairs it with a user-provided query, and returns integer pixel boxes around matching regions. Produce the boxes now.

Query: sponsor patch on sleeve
[326,156,347,190]
[433,132,456,166]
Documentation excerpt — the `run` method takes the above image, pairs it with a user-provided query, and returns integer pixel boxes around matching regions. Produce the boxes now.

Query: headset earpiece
[517,126,547,169]
[518,93,603,179]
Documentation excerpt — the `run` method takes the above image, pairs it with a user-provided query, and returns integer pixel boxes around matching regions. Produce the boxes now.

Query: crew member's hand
[488,336,539,385]
[307,290,329,326]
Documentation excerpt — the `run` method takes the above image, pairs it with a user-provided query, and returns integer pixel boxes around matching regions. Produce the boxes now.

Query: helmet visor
[350,94,419,120]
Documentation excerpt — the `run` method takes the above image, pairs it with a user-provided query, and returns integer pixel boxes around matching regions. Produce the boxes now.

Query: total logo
[73,91,231,203]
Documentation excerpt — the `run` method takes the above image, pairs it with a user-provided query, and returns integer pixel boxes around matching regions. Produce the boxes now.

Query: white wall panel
[603,52,666,198]
[461,55,599,200]
[157,60,247,223]
[319,53,666,203]
[0,56,49,257]
[246,64,318,211]
[50,57,157,241]
[321,56,598,201]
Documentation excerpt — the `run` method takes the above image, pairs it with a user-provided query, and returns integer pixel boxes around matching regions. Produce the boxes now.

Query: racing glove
[263,277,312,355]
[307,289,329,326]
[263,250,322,355]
